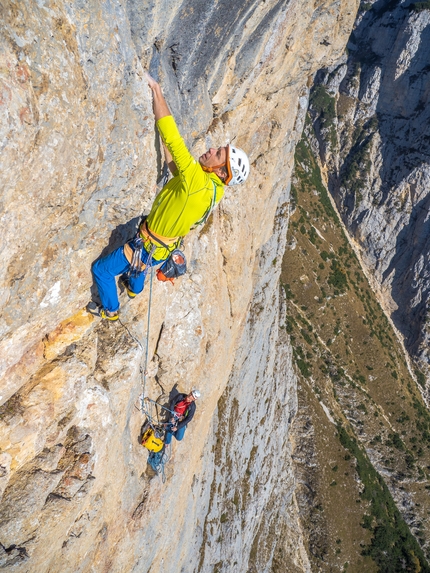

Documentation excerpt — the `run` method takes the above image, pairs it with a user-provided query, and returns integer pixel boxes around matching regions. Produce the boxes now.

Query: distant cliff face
[308,0,430,382]
[0,1,357,571]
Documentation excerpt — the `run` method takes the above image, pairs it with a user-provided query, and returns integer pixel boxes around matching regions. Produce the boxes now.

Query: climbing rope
[141,263,154,412]
[117,246,176,482]
[145,397,175,416]
[119,249,156,418]
[119,263,171,420]
[148,443,171,483]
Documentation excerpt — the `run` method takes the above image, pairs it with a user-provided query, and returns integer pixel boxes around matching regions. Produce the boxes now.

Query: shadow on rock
[382,194,430,355]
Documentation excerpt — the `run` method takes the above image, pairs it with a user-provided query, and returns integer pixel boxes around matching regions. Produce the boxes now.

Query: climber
[92,73,250,320]
[164,389,200,445]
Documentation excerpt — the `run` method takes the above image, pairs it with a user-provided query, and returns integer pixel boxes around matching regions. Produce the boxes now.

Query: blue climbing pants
[164,425,186,445]
[92,245,164,313]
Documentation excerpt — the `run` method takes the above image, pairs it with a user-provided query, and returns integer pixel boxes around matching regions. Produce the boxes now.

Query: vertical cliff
[307,0,430,383]
[0,0,359,571]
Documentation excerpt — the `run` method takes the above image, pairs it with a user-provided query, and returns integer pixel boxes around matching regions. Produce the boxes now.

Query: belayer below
[92,73,250,320]
[164,389,200,445]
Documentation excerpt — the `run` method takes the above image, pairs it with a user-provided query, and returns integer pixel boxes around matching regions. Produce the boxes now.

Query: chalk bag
[157,249,187,282]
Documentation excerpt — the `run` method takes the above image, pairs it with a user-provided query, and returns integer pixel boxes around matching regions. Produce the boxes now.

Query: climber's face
[199,146,228,169]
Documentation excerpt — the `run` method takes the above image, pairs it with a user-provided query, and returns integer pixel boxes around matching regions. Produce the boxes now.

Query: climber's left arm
[146,74,193,178]
[146,73,170,121]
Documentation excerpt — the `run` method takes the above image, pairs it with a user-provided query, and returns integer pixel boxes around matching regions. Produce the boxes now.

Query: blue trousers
[165,425,186,445]
[92,245,164,312]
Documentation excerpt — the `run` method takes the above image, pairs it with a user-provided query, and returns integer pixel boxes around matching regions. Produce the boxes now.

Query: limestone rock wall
[0,0,357,571]
[308,0,430,381]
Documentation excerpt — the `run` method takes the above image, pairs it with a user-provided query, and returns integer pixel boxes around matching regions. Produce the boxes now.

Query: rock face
[308,0,430,382]
[0,1,357,571]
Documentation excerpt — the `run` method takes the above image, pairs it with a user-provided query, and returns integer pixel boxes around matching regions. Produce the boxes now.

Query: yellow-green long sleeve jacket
[145,115,224,261]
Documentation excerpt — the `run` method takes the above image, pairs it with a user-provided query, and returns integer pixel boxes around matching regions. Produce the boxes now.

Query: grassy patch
[409,0,430,10]
[294,137,338,222]
[310,86,336,123]
[328,259,348,293]
[340,130,373,203]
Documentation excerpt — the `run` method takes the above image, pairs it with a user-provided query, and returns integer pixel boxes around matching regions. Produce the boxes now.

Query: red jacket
[170,393,196,431]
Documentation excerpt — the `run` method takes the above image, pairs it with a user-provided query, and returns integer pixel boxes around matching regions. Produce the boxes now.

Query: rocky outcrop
[0,1,357,571]
[308,0,430,383]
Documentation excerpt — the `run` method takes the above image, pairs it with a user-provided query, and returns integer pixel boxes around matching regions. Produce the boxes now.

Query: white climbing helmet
[191,389,201,399]
[225,145,250,186]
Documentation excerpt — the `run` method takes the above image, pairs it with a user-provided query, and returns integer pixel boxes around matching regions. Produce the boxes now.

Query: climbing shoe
[86,302,101,317]
[125,288,137,299]
[100,309,119,321]
[119,277,137,299]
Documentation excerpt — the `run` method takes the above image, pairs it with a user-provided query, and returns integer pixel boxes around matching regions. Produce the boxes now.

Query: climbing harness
[141,220,177,250]
[138,218,188,285]
[127,236,157,279]
[129,239,143,278]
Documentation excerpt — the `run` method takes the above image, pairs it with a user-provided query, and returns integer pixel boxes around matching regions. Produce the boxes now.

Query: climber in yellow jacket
[93,73,250,319]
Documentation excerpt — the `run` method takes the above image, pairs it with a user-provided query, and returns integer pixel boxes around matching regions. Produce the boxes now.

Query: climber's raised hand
[145,72,170,121]
[145,72,159,91]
